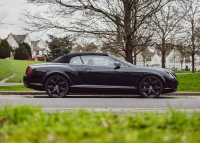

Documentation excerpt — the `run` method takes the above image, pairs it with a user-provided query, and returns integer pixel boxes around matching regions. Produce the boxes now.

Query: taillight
[26,67,33,75]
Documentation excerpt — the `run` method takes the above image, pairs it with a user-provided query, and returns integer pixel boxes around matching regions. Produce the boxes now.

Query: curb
[0,91,200,96]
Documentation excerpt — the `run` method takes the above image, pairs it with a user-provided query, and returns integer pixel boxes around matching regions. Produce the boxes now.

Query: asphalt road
[0,94,200,112]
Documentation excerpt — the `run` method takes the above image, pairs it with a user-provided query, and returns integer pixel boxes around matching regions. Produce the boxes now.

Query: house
[145,47,200,71]
[71,43,102,53]
[6,33,47,60]
[31,39,46,57]
[136,48,155,66]
[7,33,32,50]
[71,44,83,53]
[7,33,32,58]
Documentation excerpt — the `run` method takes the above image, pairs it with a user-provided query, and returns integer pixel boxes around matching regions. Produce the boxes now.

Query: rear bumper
[23,76,44,91]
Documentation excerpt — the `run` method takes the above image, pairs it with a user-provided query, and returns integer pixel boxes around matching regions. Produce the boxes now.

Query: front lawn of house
[176,73,200,92]
[0,59,42,83]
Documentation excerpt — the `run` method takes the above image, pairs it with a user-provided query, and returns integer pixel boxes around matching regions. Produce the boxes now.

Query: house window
[36,50,39,55]
[172,65,175,70]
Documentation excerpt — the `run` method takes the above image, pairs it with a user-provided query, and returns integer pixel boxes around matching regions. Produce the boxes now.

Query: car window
[81,55,115,66]
[110,55,132,67]
[69,56,83,64]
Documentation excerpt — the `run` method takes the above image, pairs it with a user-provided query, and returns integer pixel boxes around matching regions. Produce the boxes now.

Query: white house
[6,33,48,60]
[145,48,200,71]
[7,33,32,50]
[31,39,46,57]
[150,53,161,68]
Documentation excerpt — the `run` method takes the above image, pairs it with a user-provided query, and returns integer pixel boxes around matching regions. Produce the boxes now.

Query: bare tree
[23,0,171,63]
[174,44,188,70]
[179,0,200,73]
[150,2,185,68]
[0,4,7,28]
[141,47,154,66]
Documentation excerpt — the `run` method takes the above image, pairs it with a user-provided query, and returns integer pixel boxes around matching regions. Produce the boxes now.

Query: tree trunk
[143,56,145,66]
[125,48,133,63]
[133,48,137,65]
[161,38,166,68]
[162,51,166,68]
[192,53,195,73]
[191,19,195,73]
[123,0,133,64]
[181,61,183,70]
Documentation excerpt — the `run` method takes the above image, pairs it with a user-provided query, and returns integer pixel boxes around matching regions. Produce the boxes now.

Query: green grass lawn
[0,105,200,143]
[0,59,41,83]
[174,70,192,73]
[177,73,200,92]
[0,85,33,91]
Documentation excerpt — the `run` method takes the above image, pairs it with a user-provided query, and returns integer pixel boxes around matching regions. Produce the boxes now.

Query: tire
[45,75,69,98]
[138,76,163,98]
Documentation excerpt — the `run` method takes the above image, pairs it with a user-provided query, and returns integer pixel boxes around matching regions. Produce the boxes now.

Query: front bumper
[163,77,178,93]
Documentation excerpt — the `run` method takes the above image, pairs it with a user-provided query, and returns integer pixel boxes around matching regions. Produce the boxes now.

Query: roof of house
[71,43,99,53]
[31,40,45,52]
[11,34,27,44]
[142,48,155,61]
[71,44,83,53]
[83,42,98,52]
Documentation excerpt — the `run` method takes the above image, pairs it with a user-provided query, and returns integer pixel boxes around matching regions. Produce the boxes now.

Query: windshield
[109,55,133,67]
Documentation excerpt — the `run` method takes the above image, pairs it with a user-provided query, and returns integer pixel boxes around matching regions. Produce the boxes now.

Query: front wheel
[45,75,69,98]
[138,76,163,98]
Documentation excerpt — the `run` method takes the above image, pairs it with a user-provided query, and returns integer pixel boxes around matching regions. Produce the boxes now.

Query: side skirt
[70,85,137,89]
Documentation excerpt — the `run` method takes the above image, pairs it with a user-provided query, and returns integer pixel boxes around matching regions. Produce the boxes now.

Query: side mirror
[114,61,121,68]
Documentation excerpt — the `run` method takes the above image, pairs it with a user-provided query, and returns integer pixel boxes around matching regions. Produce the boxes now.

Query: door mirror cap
[114,61,121,67]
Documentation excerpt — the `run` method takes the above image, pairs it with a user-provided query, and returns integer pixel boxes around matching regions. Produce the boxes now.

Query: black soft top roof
[50,52,108,63]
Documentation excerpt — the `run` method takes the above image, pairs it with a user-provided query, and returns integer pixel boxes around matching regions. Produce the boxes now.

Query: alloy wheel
[139,76,163,98]
[45,75,69,98]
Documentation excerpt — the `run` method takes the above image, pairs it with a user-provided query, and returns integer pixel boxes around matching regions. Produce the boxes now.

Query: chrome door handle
[84,68,91,71]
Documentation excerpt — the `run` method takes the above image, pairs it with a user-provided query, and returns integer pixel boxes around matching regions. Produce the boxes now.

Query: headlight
[168,73,174,79]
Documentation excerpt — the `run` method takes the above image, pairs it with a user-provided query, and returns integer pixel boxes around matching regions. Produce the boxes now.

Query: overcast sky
[0,0,47,41]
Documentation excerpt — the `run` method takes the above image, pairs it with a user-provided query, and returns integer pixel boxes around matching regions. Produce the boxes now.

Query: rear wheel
[138,76,163,98]
[45,75,69,98]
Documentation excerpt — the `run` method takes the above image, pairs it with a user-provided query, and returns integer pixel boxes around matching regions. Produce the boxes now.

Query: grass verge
[0,59,41,83]
[0,105,200,143]
[0,85,33,91]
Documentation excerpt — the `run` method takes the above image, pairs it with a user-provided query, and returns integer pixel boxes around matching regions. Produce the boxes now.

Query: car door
[67,56,85,85]
[81,55,134,88]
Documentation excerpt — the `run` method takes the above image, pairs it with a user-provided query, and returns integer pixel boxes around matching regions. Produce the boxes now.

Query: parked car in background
[24,52,178,98]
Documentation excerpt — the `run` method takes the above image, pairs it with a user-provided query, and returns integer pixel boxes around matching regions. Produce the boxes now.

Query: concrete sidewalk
[0,74,23,86]
[0,83,23,86]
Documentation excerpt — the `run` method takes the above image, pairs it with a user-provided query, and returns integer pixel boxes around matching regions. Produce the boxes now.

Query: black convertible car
[24,52,178,98]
